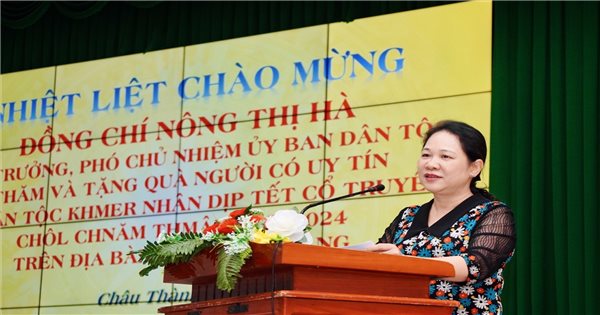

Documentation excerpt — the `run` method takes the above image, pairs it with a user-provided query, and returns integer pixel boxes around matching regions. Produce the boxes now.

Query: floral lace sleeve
[377,208,409,244]
[461,205,516,281]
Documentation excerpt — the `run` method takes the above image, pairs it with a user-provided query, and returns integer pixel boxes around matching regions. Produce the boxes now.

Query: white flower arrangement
[133,205,312,291]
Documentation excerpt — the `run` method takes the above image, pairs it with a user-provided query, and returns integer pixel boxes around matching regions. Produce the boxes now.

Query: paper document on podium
[342,240,375,250]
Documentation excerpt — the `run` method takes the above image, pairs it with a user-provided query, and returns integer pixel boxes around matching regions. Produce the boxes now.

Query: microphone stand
[300,184,385,214]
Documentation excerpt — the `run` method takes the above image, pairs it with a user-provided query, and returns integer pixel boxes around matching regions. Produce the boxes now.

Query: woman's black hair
[422,120,496,201]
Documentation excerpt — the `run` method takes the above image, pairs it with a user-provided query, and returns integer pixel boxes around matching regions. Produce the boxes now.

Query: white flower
[432,247,445,257]
[403,238,416,246]
[222,233,251,255]
[265,210,308,242]
[469,265,479,275]
[223,241,250,255]
[473,295,489,309]
[456,308,469,315]
[450,226,465,238]
[237,215,256,231]
[430,238,441,246]
[460,285,474,295]
[157,230,168,242]
[436,281,452,293]
[201,231,217,242]
[484,278,494,285]
[251,208,264,214]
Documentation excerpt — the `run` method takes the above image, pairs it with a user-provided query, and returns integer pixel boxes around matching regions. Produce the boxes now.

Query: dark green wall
[1,1,452,74]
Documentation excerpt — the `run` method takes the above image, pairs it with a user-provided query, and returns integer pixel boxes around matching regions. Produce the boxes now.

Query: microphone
[300,184,385,214]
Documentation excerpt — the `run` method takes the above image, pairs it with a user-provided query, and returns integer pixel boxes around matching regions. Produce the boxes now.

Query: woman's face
[417,130,482,197]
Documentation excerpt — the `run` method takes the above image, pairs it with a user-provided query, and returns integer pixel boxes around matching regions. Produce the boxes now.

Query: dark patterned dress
[378,194,516,315]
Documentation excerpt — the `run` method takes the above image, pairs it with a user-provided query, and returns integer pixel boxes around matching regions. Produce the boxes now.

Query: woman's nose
[425,158,439,169]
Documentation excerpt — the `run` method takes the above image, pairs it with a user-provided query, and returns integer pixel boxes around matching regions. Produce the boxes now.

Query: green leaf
[139,265,157,277]
[134,232,207,276]
[216,247,253,292]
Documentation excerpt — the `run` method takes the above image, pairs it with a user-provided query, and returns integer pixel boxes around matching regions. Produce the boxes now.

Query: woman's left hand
[362,243,401,255]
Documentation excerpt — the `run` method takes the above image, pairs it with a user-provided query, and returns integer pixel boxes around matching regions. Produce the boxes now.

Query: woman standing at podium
[365,120,516,315]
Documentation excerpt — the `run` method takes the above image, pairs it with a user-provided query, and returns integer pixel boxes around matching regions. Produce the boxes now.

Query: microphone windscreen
[372,184,385,191]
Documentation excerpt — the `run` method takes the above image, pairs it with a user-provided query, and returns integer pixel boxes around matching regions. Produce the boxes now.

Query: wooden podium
[159,243,459,315]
